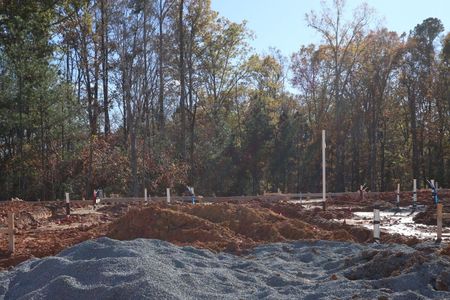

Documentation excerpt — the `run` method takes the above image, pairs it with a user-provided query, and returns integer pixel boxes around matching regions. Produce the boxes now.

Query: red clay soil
[0,194,438,270]
[0,201,127,270]
[107,202,420,253]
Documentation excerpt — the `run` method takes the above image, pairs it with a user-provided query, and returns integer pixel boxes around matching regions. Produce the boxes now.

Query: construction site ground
[1,189,450,271]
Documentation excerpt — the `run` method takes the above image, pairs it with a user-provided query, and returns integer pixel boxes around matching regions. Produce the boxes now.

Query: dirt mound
[97,203,130,217]
[108,203,338,252]
[0,194,431,270]
[0,201,116,270]
[344,249,429,280]
[414,204,450,227]
[108,202,418,252]
[108,205,243,251]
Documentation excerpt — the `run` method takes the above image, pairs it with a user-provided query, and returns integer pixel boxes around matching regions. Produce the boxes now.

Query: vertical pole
[437,203,443,243]
[166,188,171,204]
[65,192,70,216]
[322,130,326,204]
[8,212,15,253]
[431,179,435,187]
[396,184,400,208]
[359,185,364,201]
[144,188,148,203]
[373,208,380,243]
[413,179,417,209]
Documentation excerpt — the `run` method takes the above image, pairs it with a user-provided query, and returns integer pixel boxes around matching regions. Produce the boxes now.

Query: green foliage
[0,0,449,199]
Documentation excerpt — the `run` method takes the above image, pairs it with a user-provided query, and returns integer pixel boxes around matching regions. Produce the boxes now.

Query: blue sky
[211,0,450,57]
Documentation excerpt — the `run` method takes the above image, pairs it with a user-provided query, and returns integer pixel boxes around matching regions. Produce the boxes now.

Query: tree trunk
[158,4,165,133]
[179,0,186,160]
[101,0,110,136]
[408,85,420,185]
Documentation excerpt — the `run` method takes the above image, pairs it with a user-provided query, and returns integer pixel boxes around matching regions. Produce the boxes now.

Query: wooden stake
[8,213,15,253]
[437,203,443,243]
[322,130,326,203]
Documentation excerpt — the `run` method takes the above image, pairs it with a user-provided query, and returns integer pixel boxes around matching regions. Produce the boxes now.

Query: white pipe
[396,184,400,206]
[373,209,380,243]
[144,188,148,202]
[65,192,70,216]
[322,130,326,203]
[167,188,171,203]
[413,179,417,208]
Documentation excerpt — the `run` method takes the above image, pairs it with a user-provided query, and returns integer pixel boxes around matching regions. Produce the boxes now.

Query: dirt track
[0,190,449,270]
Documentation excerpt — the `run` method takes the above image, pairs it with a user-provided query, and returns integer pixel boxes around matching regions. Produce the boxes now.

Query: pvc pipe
[373,209,380,243]
[167,188,171,203]
[144,188,148,202]
[396,184,400,207]
[413,179,417,208]
[65,192,70,216]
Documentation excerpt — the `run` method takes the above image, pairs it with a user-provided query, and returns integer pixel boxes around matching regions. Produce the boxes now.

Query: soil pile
[414,204,450,227]
[107,202,418,252]
[0,194,436,270]
[0,201,128,269]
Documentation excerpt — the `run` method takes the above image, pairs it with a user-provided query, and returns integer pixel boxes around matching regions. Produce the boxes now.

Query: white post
[144,188,148,202]
[396,184,400,208]
[431,179,435,188]
[65,192,70,216]
[166,188,171,203]
[413,179,417,208]
[373,208,380,243]
[322,130,326,203]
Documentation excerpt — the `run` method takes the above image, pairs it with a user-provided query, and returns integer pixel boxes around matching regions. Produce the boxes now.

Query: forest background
[0,0,449,200]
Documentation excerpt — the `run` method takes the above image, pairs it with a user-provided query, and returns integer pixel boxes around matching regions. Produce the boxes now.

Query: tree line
[0,0,449,200]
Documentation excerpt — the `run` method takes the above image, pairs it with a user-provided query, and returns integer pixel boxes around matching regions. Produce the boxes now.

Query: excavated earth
[1,190,448,271]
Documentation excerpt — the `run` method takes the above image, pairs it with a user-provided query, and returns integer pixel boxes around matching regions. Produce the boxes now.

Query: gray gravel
[0,238,450,299]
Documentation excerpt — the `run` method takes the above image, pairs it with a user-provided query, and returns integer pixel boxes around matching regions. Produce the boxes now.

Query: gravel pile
[0,238,449,299]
